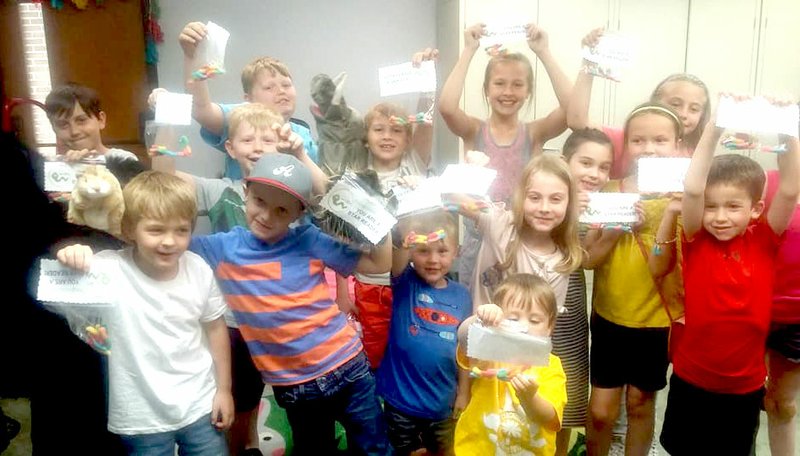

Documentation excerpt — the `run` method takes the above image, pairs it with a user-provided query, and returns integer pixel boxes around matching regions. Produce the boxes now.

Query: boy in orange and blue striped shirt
[190,153,393,455]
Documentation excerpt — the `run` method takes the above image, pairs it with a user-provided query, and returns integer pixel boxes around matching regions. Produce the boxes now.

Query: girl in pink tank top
[439,22,570,297]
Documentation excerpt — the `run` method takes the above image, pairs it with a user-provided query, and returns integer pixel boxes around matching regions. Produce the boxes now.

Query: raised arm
[411,48,438,166]
[767,134,800,235]
[566,28,603,131]
[179,21,225,135]
[355,234,393,275]
[527,24,571,143]
[273,123,329,196]
[439,24,484,144]
[149,146,197,193]
[649,196,681,278]
[682,118,722,239]
[391,219,412,277]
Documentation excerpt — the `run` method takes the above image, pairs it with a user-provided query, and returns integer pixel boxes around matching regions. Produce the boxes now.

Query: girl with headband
[582,102,686,455]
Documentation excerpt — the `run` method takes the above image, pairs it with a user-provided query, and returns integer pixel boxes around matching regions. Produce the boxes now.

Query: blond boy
[178,21,318,180]
[57,172,233,455]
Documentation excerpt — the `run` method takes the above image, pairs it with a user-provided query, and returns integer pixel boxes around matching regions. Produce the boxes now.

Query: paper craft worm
[720,133,787,153]
[149,136,192,157]
[403,229,447,248]
[191,64,225,81]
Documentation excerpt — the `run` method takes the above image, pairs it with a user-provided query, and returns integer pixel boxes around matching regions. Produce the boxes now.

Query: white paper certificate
[438,164,497,197]
[482,23,528,48]
[320,180,397,245]
[378,60,437,97]
[43,161,78,192]
[716,95,799,137]
[37,259,118,304]
[393,177,443,218]
[638,157,691,194]
[579,193,640,225]
[154,91,193,126]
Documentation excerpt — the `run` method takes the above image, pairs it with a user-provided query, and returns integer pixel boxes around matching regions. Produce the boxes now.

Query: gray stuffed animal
[310,72,368,176]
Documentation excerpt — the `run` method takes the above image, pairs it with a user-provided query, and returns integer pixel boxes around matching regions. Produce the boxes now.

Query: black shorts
[590,313,669,392]
[660,373,762,456]
[383,402,455,456]
[229,327,264,412]
[767,323,800,363]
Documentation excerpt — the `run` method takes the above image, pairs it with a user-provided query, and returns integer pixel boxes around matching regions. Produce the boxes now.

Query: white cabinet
[756,0,800,97]
[535,0,612,147]
[685,0,799,169]
[685,0,762,96]
[611,0,690,126]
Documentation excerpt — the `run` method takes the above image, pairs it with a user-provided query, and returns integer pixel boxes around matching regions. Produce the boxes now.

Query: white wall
[156,0,438,178]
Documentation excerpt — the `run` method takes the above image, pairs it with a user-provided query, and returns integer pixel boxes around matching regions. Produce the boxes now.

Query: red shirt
[765,171,800,323]
[676,222,779,394]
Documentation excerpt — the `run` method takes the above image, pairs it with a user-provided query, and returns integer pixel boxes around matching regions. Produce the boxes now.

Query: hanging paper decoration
[34,0,105,9]
[143,0,163,63]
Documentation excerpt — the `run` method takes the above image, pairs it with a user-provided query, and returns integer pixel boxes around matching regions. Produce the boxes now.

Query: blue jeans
[272,351,391,455]
[118,414,227,456]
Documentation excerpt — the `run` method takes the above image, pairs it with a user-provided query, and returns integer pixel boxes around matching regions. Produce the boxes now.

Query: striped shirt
[190,225,363,385]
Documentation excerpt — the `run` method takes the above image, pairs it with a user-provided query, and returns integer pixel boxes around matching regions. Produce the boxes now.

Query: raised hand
[525,23,549,54]
[412,47,439,68]
[179,21,207,59]
[272,123,304,157]
[464,23,487,51]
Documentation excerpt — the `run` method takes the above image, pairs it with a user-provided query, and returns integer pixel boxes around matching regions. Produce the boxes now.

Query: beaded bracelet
[652,237,678,256]
[403,229,446,248]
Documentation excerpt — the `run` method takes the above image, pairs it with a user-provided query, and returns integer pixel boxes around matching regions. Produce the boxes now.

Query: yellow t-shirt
[454,353,567,456]
[591,181,684,328]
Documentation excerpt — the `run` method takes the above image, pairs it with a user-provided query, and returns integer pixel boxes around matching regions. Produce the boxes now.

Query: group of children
[26,18,800,456]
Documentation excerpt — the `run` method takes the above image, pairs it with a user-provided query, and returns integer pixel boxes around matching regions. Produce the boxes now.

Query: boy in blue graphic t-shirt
[377,211,472,455]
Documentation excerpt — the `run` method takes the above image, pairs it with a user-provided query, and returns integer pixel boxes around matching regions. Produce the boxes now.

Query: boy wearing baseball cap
[189,153,393,455]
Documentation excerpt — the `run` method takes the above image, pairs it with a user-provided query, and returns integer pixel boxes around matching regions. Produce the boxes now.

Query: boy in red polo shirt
[659,112,800,455]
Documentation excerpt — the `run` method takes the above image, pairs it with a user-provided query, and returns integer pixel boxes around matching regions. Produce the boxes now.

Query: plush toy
[310,72,369,176]
[67,165,124,238]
